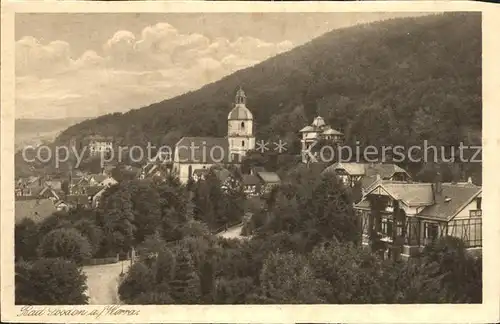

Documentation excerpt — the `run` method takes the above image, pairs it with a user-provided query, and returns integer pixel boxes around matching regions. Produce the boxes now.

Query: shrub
[15,258,88,305]
[37,228,92,265]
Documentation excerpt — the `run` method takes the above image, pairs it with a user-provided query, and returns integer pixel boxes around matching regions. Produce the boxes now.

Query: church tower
[227,87,255,158]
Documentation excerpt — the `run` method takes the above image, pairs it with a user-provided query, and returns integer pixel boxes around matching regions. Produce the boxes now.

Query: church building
[172,88,256,183]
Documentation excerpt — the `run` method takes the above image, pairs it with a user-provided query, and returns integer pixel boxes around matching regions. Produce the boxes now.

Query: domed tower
[227,87,255,158]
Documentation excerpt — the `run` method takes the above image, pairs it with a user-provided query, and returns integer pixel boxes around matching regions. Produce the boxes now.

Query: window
[241,122,245,130]
[424,223,439,240]
[242,140,245,147]
[381,218,393,237]
[476,197,482,210]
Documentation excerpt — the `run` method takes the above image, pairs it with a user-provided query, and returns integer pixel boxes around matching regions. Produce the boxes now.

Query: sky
[15,12,430,119]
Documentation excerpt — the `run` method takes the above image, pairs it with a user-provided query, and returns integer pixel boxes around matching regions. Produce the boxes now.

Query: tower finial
[235,86,246,105]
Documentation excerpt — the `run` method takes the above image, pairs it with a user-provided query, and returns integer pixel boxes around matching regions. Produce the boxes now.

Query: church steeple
[227,87,255,158]
[235,87,246,105]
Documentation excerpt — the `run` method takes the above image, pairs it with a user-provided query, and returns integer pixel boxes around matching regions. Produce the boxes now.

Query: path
[83,261,130,305]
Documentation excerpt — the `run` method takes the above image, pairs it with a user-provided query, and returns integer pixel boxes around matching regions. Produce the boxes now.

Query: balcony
[470,210,482,217]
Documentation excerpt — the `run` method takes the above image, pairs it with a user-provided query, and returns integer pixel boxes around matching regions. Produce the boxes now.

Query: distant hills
[18,13,481,179]
[15,117,89,151]
[56,12,481,151]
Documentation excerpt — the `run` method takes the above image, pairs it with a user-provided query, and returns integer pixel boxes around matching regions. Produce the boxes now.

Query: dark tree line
[118,167,482,304]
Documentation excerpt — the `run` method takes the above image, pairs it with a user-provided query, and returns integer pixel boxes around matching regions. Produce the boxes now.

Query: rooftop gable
[175,137,231,164]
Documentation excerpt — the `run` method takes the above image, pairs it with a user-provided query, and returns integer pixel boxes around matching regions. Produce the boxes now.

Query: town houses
[14,88,483,259]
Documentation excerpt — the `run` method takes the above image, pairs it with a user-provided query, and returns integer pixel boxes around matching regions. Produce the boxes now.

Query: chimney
[376,174,381,181]
[468,176,473,184]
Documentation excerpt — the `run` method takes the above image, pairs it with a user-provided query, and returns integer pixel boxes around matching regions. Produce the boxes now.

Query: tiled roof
[323,162,367,176]
[15,199,57,224]
[360,175,379,190]
[366,164,409,179]
[175,137,231,164]
[357,180,482,221]
[381,182,434,206]
[257,171,281,184]
[419,184,481,221]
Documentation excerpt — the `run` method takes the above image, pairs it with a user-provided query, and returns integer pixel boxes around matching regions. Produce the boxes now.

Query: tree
[15,218,39,261]
[128,180,163,244]
[73,218,103,257]
[258,251,326,303]
[136,232,168,259]
[306,172,360,244]
[309,242,386,303]
[380,259,448,303]
[421,236,482,302]
[15,258,89,305]
[37,228,92,265]
[170,247,201,303]
[156,180,189,242]
[97,183,136,254]
[215,277,255,304]
[119,261,157,304]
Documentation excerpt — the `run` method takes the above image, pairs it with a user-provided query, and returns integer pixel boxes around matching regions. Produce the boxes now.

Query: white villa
[299,116,343,163]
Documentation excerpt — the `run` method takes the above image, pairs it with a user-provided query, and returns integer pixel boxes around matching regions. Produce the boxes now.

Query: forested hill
[56,12,481,150]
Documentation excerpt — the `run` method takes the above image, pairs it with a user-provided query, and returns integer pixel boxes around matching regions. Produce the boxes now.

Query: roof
[323,163,409,179]
[355,199,371,210]
[44,180,62,190]
[299,125,315,132]
[357,180,481,221]
[38,186,60,200]
[65,195,89,205]
[193,169,209,177]
[380,182,434,206]
[86,186,105,196]
[28,186,45,197]
[322,128,343,135]
[228,103,253,120]
[143,163,158,175]
[312,116,326,127]
[366,164,409,179]
[257,171,281,184]
[15,199,57,224]
[419,184,481,221]
[213,168,232,183]
[89,174,107,183]
[360,175,379,191]
[242,174,260,186]
[323,162,367,176]
[175,137,231,164]
[251,166,266,174]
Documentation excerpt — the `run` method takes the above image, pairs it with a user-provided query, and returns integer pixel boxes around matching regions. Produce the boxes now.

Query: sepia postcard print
[2,1,500,323]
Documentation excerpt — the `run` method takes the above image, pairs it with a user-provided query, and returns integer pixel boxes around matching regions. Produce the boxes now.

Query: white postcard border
[1,1,499,323]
